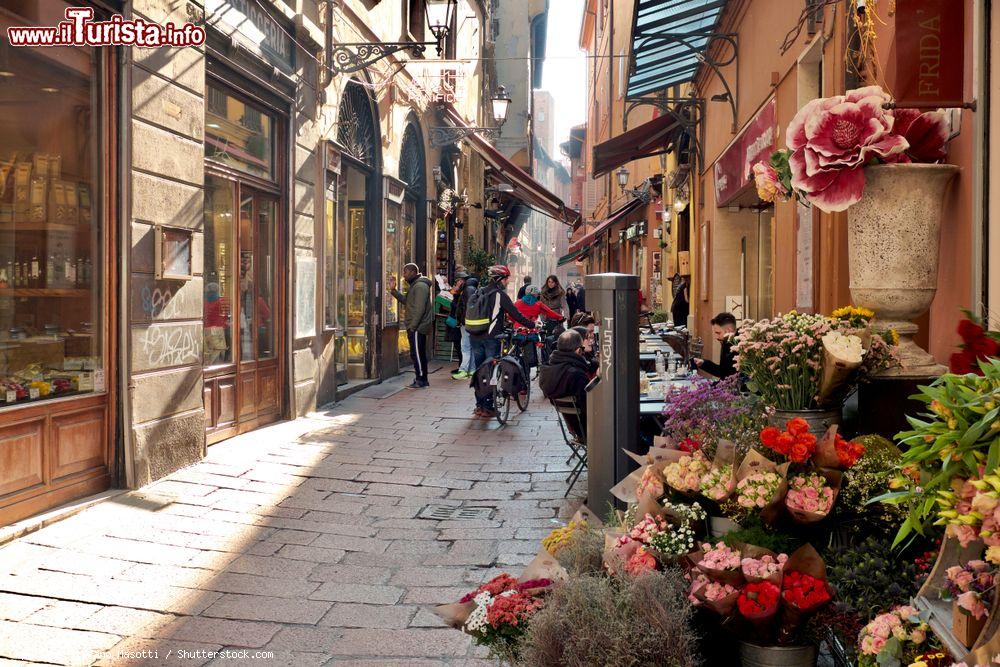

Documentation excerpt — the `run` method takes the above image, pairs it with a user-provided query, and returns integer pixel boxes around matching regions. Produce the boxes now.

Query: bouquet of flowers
[760,418,817,464]
[660,375,769,458]
[636,465,666,502]
[542,519,587,556]
[605,505,705,573]
[737,581,781,628]
[777,544,833,642]
[785,472,838,523]
[813,425,867,470]
[945,561,997,621]
[934,472,1000,558]
[949,315,1000,375]
[694,541,744,586]
[736,472,783,511]
[857,605,935,667]
[819,330,865,404]
[741,551,788,586]
[701,464,736,501]
[689,572,741,615]
[782,571,832,612]
[663,452,711,494]
[464,586,545,654]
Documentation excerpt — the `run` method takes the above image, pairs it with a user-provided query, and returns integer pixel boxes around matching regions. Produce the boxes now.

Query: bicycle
[491,327,540,425]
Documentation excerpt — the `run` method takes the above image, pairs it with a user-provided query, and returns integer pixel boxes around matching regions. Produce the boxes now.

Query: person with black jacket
[470,265,534,417]
[387,263,435,388]
[539,329,592,435]
[694,312,738,379]
[448,271,477,380]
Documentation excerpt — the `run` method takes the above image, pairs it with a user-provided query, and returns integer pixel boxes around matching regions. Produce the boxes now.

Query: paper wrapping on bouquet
[734,449,790,525]
[785,469,842,524]
[602,528,634,574]
[432,549,567,629]
[736,580,781,639]
[817,339,862,404]
[660,449,711,496]
[738,543,786,586]
[777,544,832,643]
[812,425,843,470]
[691,578,741,616]
[701,440,738,502]
[690,547,746,587]
[634,465,668,515]
[570,504,604,527]
[610,468,644,504]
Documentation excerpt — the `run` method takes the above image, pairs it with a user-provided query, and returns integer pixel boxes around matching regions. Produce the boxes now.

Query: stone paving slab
[0,367,584,664]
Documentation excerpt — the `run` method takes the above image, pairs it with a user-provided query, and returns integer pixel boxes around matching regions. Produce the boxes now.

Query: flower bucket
[952,600,988,649]
[739,642,818,667]
[709,515,740,538]
[847,163,958,377]
[768,408,841,441]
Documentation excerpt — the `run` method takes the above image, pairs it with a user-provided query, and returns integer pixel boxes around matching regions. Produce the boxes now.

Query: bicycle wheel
[516,366,531,412]
[493,386,510,425]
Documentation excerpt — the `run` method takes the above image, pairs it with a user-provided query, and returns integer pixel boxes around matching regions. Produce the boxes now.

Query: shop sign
[713,99,776,206]
[206,0,293,73]
[895,0,966,107]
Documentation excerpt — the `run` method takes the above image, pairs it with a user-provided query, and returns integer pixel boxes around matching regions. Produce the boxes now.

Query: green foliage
[879,358,1000,546]
[721,518,796,554]
[465,242,496,280]
[826,536,923,621]
[516,570,700,667]
[650,310,670,324]
[838,435,908,536]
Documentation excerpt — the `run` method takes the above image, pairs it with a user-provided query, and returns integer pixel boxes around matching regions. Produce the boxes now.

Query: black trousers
[408,329,429,383]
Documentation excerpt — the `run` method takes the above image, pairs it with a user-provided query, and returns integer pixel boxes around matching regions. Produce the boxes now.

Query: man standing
[387,263,434,388]
[450,271,477,379]
[468,265,534,417]
[694,312,738,379]
[516,275,532,300]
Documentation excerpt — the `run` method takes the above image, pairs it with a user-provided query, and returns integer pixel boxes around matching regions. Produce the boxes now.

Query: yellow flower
[889,328,900,345]
[987,545,1000,565]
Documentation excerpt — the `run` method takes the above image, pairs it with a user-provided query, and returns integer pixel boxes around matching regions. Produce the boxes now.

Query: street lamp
[616,165,630,192]
[426,0,457,56]
[491,85,512,126]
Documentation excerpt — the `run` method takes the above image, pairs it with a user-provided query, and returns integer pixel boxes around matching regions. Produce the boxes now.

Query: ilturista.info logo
[7,7,206,48]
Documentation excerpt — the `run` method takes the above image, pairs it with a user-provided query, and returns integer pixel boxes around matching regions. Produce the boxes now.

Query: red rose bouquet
[813,424,865,470]
[781,571,831,611]
[950,315,1000,375]
[737,581,781,623]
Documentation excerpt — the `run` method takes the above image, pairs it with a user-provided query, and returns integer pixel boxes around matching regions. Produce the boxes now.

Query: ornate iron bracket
[329,42,435,75]
[629,30,739,133]
[624,94,705,169]
[429,126,500,148]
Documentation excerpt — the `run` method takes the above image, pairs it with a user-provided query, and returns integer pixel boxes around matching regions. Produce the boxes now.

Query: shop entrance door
[204,176,283,443]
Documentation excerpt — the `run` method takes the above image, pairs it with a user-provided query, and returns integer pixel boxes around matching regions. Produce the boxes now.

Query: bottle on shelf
[46,253,55,287]
[655,349,665,376]
[4,260,12,288]
[13,260,23,287]
[75,256,84,287]
[30,255,40,287]
[65,254,76,287]
[83,257,91,287]
[0,265,7,289]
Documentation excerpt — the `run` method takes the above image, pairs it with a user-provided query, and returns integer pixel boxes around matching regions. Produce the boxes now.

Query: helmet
[487,264,511,279]
[524,284,541,297]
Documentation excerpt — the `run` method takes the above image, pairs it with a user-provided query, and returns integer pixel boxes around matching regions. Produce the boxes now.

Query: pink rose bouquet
[700,464,736,501]
[786,473,835,515]
[751,86,950,213]
[857,605,934,667]
[736,471,782,510]
[741,552,788,585]
[664,452,711,493]
[699,541,741,572]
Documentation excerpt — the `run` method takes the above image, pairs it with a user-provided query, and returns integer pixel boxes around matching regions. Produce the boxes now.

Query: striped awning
[627,0,728,98]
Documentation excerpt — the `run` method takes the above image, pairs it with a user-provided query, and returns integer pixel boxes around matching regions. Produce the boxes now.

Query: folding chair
[550,396,587,497]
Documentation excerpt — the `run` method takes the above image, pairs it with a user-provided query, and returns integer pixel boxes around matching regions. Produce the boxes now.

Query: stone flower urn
[847,163,959,378]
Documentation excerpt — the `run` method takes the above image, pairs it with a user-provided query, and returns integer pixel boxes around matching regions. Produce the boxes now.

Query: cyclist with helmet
[470,264,534,417]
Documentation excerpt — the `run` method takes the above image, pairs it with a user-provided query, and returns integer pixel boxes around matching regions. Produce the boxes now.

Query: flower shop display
[733,310,895,420]
[946,561,997,647]
[660,374,770,457]
[761,417,819,463]
[663,451,711,494]
[742,550,788,585]
[785,472,838,522]
[857,605,938,667]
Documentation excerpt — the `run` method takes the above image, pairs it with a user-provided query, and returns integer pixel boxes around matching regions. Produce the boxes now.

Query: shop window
[0,14,104,405]
[203,177,235,366]
[205,83,274,181]
[385,199,401,325]
[324,182,337,330]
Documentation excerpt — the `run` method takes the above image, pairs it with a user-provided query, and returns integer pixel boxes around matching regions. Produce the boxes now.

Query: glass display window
[0,2,105,406]
[205,83,274,181]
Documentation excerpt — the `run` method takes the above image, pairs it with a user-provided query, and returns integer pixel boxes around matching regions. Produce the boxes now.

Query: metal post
[585,273,639,513]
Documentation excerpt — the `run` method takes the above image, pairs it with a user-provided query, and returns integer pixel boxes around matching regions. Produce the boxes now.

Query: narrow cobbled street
[0,366,583,666]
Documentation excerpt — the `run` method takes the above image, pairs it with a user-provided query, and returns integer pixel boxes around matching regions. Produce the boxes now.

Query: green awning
[557,246,589,267]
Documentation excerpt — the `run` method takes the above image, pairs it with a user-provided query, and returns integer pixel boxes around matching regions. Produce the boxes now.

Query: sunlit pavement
[0,364,584,666]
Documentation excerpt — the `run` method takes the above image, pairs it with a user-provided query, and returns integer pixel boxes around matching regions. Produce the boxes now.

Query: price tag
[94,370,105,392]
[28,387,39,399]
[5,390,15,403]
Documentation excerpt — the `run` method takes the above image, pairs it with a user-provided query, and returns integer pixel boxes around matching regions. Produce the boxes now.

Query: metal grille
[418,505,495,521]
[337,81,377,168]
[399,123,425,193]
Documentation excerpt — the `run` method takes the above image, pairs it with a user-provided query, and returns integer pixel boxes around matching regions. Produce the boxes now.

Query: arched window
[337,81,377,170]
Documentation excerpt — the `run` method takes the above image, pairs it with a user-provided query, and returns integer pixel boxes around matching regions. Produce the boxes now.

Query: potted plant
[753,86,957,377]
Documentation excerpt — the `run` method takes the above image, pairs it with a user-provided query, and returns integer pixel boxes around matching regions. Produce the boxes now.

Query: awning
[592,112,682,177]
[440,104,580,225]
[557,246,589,267]
[627,0,728,98]
[567,195,646,254]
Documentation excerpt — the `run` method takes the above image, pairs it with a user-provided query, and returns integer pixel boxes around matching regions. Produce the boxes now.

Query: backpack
[464,285,501,336]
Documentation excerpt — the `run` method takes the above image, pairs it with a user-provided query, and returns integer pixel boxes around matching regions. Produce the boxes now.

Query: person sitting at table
[570,325,598,376]
[540,329,592,433]
[693,312,738,379]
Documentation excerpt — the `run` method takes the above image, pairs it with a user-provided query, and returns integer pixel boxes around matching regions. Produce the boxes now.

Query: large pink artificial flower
[889,108,950,163]
[786,86,908,212]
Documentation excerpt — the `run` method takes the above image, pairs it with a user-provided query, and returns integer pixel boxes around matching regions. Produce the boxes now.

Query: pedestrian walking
[449,271,478,379]
[516,275,532,300]
[387,263,434,388]
[541,274,568,315]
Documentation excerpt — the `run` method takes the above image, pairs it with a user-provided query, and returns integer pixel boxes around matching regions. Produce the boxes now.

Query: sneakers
[408,380,429,389]
[452,370,472,380]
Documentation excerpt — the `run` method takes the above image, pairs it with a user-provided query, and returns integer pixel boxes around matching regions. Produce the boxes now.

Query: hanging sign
[713,99,776,207]
[895,0,966,107]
